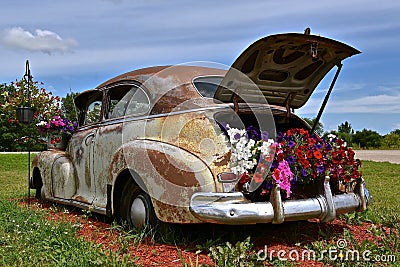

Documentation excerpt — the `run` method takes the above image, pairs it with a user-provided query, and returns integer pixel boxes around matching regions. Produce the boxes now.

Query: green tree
[383,131,400,148]
[337,121,354,146]
[61,92,79,122]
[391,129,400,135]
[303,117,324,136]
[352,128,383,149]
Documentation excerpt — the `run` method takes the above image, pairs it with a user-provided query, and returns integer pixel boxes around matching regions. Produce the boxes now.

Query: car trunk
[214,105,310,140]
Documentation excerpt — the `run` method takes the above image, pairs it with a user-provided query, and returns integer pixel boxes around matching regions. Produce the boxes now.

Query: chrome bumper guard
[190,177,370,224]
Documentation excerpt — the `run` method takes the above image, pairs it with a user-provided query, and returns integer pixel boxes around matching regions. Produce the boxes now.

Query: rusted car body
[31,32,370,228]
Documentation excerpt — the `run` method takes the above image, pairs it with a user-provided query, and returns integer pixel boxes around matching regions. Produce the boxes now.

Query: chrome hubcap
[130,196,146,229]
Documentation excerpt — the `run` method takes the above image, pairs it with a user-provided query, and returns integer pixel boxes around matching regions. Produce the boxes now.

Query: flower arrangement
[37,115,78,146]
[225,125,362,199]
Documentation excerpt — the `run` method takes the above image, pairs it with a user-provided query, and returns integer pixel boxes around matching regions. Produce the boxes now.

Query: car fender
[109,139,216,223]
[32,150,77,200]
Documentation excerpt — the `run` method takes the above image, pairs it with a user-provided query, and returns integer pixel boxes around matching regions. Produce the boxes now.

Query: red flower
[295,148,303,158]
[313,150,322,160]
[300,158,310,168]
[306,150,313,159]
[308,138,316,146]
[238,172,250,185]
[273,169,281,180]
[336,138,344,146]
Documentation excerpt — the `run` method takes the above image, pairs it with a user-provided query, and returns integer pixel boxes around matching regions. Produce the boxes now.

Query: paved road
[354,150,400,164]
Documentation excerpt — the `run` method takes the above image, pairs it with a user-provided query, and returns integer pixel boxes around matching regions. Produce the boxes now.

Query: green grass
[0,153,32,198]
[361,160,400,212]
[351,160,400,226]
[0,154,140,266]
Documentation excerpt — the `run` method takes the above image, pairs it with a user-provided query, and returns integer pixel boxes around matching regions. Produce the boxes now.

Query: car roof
[95,65,227,90]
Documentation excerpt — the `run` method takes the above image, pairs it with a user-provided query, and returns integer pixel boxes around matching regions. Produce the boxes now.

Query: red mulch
[18,197,385,266]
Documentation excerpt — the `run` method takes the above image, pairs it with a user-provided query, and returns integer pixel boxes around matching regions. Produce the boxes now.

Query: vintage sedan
[31,31,370,229]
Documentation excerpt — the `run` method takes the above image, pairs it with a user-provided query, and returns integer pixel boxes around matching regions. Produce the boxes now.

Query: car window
[85,100,102,124]
[125,88,150,116]
[193,76,224,98]
[108,85,132,119]
[109,86,150,118]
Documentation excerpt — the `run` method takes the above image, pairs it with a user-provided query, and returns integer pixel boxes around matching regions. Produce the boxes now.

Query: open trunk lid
[215,30,360,109]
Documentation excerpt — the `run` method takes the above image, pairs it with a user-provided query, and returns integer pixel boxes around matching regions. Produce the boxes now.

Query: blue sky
[1,0,399,134]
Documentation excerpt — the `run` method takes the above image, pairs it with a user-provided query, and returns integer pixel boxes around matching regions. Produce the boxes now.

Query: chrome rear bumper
[190,177,370,224]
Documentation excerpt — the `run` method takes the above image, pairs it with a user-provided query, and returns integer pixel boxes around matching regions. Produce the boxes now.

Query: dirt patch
[354,150,400,164]
[18,198,393,266]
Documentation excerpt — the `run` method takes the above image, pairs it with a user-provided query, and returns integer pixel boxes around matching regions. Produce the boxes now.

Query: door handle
[84,131,96,146]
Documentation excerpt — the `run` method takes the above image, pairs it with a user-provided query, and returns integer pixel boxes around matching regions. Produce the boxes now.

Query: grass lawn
[0,154,140,266]
[361,160,400,214]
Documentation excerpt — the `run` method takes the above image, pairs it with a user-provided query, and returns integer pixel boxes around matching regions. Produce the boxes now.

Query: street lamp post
[15,60,34,205]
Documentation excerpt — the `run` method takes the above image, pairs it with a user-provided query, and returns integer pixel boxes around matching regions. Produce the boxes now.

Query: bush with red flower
[0,79,64,151]
[1,79,61,123]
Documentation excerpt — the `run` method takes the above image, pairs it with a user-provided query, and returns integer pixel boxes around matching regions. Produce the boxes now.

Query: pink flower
[272,159,294,198]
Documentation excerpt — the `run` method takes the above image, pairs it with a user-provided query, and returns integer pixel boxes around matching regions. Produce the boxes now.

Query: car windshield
[193,76,224,98]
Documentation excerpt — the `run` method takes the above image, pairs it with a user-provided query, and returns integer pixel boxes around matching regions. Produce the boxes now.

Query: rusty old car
[31,31,370,229]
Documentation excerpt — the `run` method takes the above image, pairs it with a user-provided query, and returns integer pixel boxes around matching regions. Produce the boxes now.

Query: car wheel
[120,180,157,230]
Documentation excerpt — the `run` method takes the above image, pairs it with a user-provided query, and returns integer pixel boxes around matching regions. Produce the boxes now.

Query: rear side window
[193,76,223,98]
[109,85,150,118]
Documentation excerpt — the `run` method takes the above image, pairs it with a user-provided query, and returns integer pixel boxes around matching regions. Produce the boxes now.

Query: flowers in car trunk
[275,128,361,185]
[225,125,362,199]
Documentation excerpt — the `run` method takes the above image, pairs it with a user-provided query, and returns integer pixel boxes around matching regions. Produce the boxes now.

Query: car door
[90,83,151,209]
[69,91,103,205]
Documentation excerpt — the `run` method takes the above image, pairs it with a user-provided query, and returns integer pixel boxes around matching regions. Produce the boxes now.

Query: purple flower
[246,125,261,140]
[325,143,332,151]
[317,165,325,174]
[271,160,279,169]
[302,168,307,177]
[314,143,323,150]
[286,155,295,164]
[277,132,284,143]
[234,133,241,140]
[288,140,296,148]
[261,131,269,141]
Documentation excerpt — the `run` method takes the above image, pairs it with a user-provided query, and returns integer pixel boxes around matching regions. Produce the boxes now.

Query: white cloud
[1,27,78,55]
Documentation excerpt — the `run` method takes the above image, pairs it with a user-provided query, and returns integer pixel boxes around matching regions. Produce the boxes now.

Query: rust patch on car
[73,195,89,203]
[213,151,231,167]
[147,149,199,187]
[153,199,201,223]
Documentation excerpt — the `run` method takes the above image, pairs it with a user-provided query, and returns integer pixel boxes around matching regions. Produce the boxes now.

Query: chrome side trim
[42,196,107,215]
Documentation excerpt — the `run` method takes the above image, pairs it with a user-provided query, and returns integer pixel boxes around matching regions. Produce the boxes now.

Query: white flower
[36,121,47,127]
